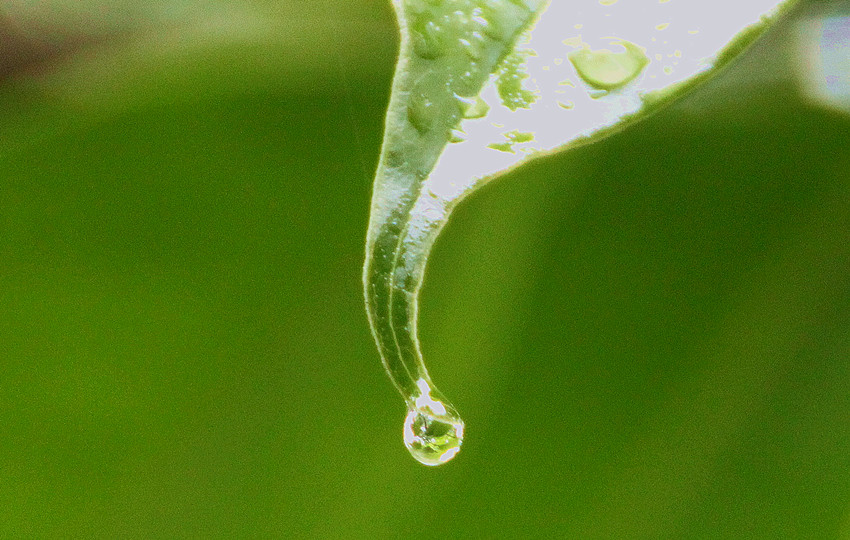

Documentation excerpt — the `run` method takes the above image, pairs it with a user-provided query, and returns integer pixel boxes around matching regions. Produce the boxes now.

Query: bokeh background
[1,0,849,537]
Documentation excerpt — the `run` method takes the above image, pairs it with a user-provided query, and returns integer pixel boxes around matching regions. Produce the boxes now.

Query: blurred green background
[1,1,849,537]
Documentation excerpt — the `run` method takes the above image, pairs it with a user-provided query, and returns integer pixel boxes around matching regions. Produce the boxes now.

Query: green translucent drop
[403,379,465,466]
[569,40,650,91]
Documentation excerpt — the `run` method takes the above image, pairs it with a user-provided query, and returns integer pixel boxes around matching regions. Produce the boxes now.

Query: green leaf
[364,0,798,465]
[363,0,548,466]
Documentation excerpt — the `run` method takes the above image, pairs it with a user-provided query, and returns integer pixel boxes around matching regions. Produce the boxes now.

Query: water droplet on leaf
[412,21,447,59]
[407,93,435,134]
[569,40,650,91]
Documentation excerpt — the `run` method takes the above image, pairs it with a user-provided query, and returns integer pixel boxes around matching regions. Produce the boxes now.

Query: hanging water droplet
[402,379,464,466]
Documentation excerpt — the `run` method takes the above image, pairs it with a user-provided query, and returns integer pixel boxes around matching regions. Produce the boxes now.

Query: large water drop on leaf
[569,40,650,91]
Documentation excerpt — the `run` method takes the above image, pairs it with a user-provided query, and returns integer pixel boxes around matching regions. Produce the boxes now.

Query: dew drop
[479,1,514,42]
[452,65,482,97]
[569,40,650,91]
[403,407,465,466]
[385,149,405,168]
[407,93,435,134]
[459,37,482,60]
[449,129,466,143]
[402,379,464,466]
[412,20,446,59]
[455,93,490,119]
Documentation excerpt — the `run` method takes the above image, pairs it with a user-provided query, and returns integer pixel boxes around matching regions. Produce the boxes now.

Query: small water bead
[455,94,490,118]
[402,379,465,466]
[404,407,465,465]
[384,149,405,168]
[453,66,481,97]
[412,20,447,59]
[470,7,488,28]
[479,0,528,42]
[406,0,533,52]
[407,93,435,134]
[459,37,482,60]
[449,128,466,143]
[408,3,488,68]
